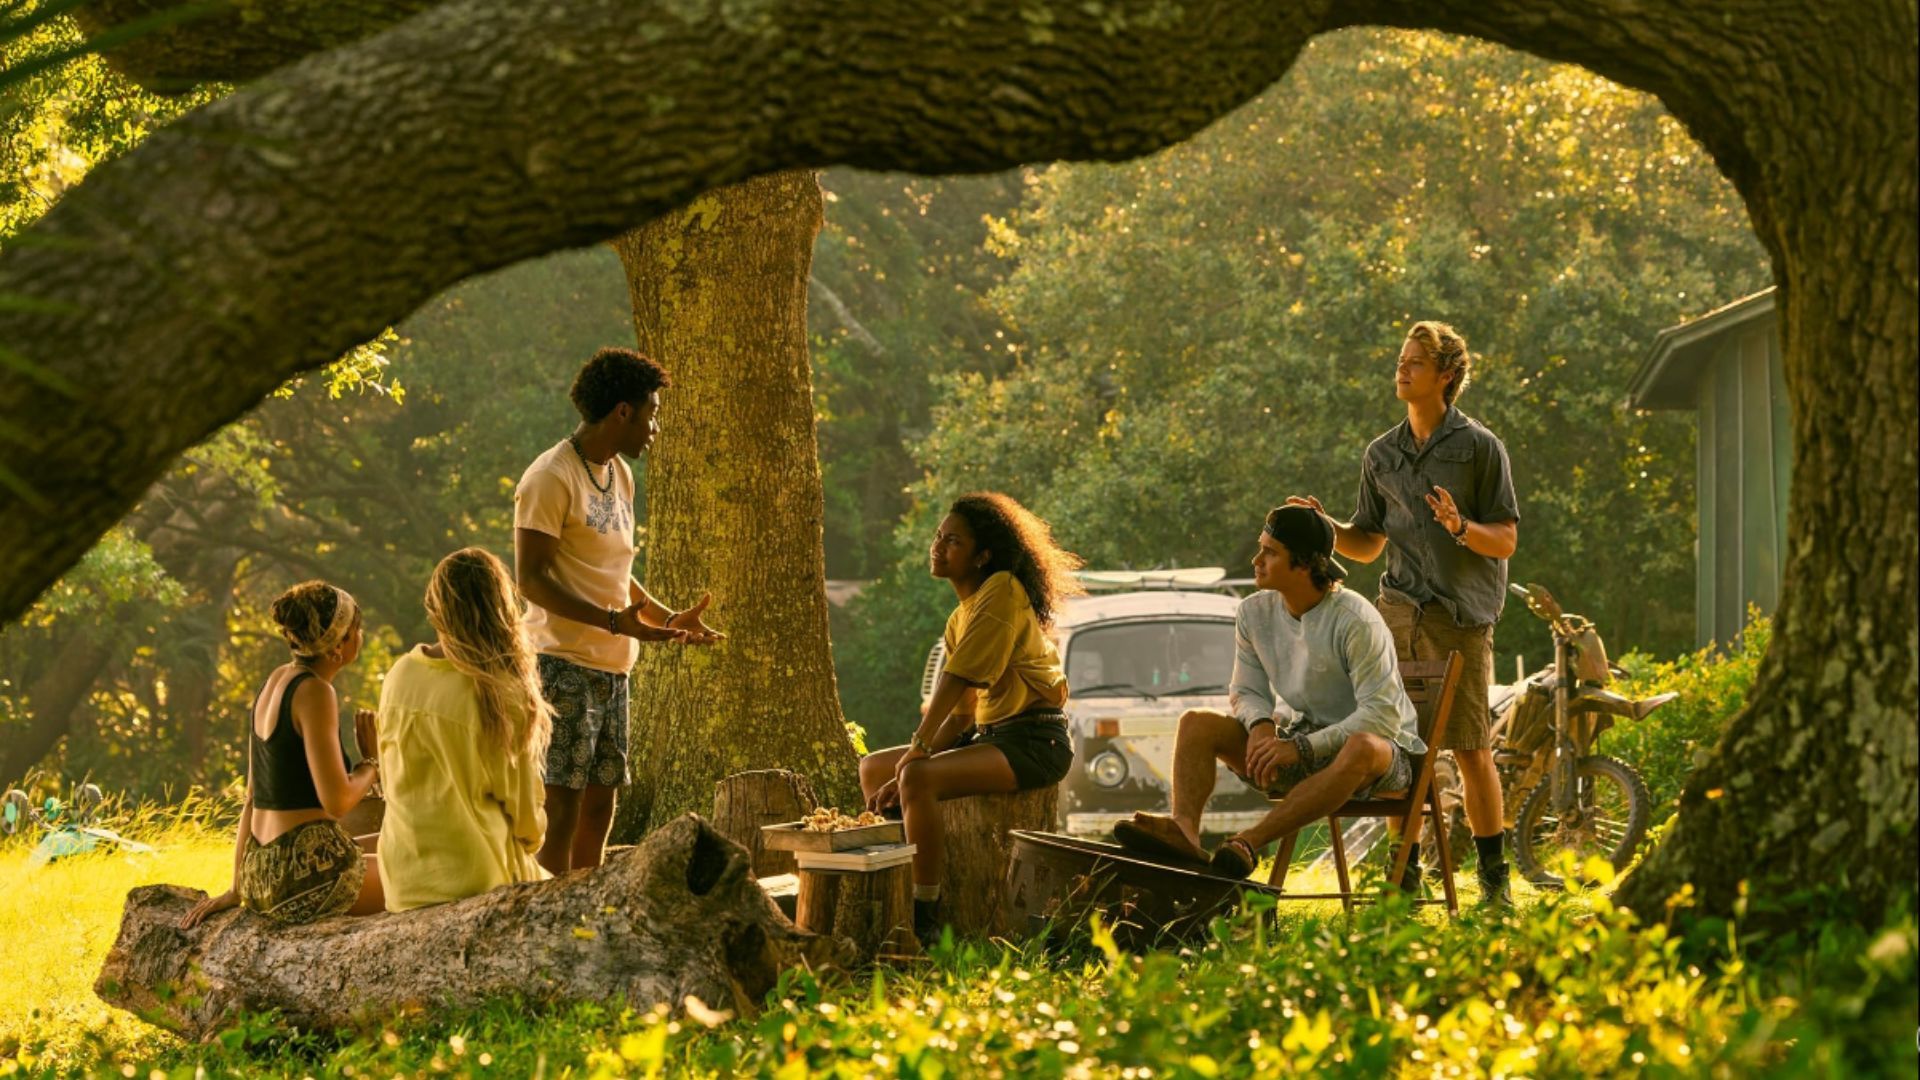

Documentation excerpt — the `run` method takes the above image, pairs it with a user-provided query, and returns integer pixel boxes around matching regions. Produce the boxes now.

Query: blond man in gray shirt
[1114,506,1423,879]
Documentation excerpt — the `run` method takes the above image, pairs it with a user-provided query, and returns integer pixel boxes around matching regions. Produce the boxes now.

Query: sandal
[1210,836,1258,879]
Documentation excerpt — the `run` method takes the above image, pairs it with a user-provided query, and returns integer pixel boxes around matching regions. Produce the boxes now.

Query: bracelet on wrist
[910,733,933,755]
[607,607,620,633]
[1450,517,1471,545]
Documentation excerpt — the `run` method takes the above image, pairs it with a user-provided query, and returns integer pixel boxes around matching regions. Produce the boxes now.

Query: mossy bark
[608,171,859,840]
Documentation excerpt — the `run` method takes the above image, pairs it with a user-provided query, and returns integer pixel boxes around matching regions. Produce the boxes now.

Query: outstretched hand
[617,603,688,643]
[667,593,726,645]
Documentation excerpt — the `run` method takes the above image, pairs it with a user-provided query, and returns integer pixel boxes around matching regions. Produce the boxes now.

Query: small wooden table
[793,843,919,961]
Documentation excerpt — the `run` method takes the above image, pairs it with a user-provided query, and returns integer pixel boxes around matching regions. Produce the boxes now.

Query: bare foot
[1115,813,1208,864]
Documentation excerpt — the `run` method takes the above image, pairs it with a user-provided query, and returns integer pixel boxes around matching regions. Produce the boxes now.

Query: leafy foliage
[1606,611,1770,819]
[4,801,1912,1077]
[829,29,1769,741]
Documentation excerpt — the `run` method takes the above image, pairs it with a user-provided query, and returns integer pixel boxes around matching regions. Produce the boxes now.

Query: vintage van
[920,568,1274,837]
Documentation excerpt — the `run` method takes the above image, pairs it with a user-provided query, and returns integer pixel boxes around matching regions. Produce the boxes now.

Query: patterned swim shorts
[538,654,631,790]
[239,818,364,925]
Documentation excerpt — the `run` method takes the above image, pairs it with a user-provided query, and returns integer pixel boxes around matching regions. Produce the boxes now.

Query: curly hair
[424,548,553,760]
[948,493,1085,627]
[569,347,671,423]
[270,580,361,660]
[1406,320,1472,405]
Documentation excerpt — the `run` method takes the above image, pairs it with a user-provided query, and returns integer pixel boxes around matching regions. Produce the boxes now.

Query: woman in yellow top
[378,547,553,910]
[860,492,1084,942]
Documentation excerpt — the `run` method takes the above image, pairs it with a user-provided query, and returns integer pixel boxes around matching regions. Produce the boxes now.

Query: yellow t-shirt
[377,647,550,911]
[514,439,639,674]
[942,572,1068,726]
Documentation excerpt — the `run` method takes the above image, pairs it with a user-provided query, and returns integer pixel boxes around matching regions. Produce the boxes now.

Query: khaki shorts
[1375,596,1493,751]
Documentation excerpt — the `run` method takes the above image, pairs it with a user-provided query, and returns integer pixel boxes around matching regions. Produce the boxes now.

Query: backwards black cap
[1263,504,1348,582]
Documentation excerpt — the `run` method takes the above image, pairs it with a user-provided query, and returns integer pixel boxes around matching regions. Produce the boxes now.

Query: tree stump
[939,786,1060,938]
[94,815,848,1041]
[793,856,917,963]
[711,769,819,877]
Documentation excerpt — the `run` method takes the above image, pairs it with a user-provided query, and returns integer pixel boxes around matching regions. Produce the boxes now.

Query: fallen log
[95,814,846,1041]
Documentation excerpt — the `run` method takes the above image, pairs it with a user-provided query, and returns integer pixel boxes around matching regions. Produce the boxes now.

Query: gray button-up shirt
[1351,406,1520,629]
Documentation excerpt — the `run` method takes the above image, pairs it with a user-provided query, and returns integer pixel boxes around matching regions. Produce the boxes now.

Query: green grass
[1,792,236,1070]
[1,800,1913,1079]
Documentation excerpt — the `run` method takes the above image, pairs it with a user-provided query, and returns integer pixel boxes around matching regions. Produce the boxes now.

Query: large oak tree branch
[72,0,440,87]
[0,0,1320,624]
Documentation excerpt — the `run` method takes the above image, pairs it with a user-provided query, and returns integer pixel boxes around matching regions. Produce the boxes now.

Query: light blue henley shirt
[1228,586,1425,765]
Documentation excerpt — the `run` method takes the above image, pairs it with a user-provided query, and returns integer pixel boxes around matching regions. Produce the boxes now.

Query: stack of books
[793,842,916,872]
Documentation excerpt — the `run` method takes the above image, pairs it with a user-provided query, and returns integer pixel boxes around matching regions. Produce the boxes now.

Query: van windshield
[1066,619,1235,699]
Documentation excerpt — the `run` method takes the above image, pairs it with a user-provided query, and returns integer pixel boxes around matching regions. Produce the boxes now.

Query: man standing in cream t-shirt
[514,347,722,876]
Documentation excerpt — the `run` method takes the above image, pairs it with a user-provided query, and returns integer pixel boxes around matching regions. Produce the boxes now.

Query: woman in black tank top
[181,582,386,929]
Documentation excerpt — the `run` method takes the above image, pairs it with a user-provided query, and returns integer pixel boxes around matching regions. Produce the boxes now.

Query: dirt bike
[1491,583,1674,886]
[1306,582,1674,887]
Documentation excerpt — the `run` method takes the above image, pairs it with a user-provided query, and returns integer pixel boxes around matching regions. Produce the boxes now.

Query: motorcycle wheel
[1513,754,1650,888]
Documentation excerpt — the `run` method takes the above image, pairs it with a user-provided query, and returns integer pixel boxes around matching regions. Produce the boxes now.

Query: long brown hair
[949,492,1085,627]
[423,548,552,759]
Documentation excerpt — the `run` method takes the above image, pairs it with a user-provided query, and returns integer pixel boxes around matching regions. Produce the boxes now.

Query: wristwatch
[1450,517,1471,545]
[606,607,621,633]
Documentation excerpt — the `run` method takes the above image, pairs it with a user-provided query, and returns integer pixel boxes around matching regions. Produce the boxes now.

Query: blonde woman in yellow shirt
[860,492,1084,943]
[377,548,554,910]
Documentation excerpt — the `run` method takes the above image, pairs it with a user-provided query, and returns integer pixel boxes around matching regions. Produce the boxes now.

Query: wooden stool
[793,844,919,962]
[940,786,1059,937]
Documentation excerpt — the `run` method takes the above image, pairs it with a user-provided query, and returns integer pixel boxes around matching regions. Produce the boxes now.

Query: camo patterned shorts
[538,654,631,790]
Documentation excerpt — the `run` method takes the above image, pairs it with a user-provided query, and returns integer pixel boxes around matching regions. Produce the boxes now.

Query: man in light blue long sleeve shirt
[1114,505,1424,879]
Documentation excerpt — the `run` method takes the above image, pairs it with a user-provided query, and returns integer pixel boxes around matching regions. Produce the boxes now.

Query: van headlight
[1088,751,1128,788]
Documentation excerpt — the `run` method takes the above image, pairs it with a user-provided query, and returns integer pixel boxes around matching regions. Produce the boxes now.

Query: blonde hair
[423,548,553,760]
[271,580,361,660]
[1407,320,1473,405]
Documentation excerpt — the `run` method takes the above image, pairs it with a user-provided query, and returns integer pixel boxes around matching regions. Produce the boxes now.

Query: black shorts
[955,710,1074,791]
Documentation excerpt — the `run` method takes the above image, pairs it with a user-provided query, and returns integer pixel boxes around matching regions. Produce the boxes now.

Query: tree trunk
[94,815,846,1041]
[606,171,859,841]
[0,631,117,784]
[794,863,917,963]
[939,787,1059,938]
[152,538,244,782]
[711,769,820,877]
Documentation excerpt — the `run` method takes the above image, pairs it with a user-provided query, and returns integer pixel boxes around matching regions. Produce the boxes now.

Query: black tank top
[249,671,349,811]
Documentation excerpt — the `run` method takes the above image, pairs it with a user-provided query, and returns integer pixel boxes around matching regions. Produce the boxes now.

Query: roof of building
[1627,287,1777,410]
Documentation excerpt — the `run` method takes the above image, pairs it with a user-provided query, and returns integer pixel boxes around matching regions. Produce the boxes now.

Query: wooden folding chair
[1266,651,1464,915]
